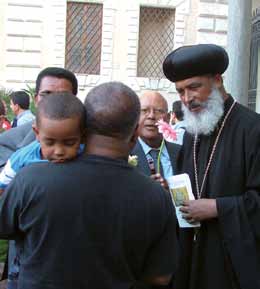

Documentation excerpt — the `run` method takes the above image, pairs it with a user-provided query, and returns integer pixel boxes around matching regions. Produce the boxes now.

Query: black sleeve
[216,125,260,289]
[0,174,23,239]
[141,191,179,279]
[216,124,260,239]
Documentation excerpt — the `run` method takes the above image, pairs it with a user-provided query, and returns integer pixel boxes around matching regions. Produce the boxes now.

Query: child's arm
[0,141,40,195]
[0,159,17,194]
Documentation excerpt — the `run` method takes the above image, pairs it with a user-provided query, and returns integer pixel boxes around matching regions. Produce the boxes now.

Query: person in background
[163,43,260,289]
[170,100,186,145]
[10,91,35,128]
[0,99,11,132]
[0,67,78,171]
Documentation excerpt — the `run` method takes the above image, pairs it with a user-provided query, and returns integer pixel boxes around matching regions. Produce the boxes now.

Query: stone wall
[3,1,44,87]
[197,0,228,47]
[0,0,229,106]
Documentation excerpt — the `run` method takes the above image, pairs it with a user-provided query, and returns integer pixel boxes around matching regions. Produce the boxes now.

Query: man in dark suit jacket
[131,90,181,190]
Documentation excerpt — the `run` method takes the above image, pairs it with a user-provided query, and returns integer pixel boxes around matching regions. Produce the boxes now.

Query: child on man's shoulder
[0,91,86,289]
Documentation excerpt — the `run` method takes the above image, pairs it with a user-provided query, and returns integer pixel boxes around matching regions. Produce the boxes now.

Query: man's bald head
[84,82,140,140]
[139,91,168,112]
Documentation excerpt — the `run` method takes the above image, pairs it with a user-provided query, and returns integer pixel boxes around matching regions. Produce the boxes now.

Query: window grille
[137,7,175,78]
[65,2,103,74]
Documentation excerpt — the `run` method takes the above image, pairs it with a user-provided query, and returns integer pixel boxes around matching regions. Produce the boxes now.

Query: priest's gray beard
[182,88,224,136]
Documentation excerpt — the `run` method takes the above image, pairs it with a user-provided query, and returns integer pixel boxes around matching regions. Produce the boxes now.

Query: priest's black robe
[177,96,260,289]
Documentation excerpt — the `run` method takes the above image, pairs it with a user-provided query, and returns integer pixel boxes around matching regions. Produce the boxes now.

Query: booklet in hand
[167,173,200,228]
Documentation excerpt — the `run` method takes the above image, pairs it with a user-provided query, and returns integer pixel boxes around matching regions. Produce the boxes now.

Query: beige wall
[0,0,7,87]
[0,0,229,106]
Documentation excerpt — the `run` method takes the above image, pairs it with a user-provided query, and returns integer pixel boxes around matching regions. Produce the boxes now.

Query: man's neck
[17,108,26,117]
[139,137,163,149]
[85,134,130,159]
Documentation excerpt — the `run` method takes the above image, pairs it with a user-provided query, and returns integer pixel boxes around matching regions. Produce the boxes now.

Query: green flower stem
[157,139,165,174]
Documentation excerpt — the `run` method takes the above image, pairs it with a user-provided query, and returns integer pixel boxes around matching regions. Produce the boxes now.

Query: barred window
[65,2,103,74]
[137,7,175,78]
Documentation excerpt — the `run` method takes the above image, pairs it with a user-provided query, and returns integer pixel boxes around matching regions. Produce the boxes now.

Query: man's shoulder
[236,103,260,121]
[11,140,40,162]
[173,121,186,130]
[0,122,34,167]
[0,121,33,145]
[165,140,182,149]
[18,156,86,177]
[127,164,168,192]
[14,161,57,187]
[131,139,147,162]
[233,102,260,134]
[131,139,143,154]
[18,110,35,125]
[165,141,182,155]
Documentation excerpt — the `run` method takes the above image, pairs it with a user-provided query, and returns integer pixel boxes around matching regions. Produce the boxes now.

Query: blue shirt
[138,137,173,179]
[171,121,186,145]
[0,140,47,190]
[17,110,35,127]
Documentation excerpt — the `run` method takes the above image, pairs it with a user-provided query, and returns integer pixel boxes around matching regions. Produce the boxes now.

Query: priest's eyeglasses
[141,107,167,116]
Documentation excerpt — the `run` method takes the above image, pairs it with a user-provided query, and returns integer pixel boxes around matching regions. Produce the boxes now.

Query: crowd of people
[0,100,11,133]
[0,90,35,133]
[0,43,259,289]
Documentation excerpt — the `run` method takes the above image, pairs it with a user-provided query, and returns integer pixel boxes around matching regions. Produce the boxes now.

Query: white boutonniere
[128,155,138,166]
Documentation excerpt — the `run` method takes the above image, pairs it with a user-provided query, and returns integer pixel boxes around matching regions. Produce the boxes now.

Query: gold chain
[193,100,236,199]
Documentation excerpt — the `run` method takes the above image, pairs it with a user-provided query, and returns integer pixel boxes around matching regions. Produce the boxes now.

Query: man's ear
[32,123,40,140]
[213,74,223,89]
[13,103,19,113]
[170,112,176,124]
[34,94,39,107]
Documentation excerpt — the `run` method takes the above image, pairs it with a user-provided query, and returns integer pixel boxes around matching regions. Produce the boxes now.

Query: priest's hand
[180,199,218,222]
[150,173,169,191]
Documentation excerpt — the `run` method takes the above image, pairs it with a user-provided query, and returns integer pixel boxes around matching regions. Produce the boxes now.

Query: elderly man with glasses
[131,90,181,190]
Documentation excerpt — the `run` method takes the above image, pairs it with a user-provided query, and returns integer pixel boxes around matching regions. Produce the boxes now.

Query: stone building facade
[0,0,232,106]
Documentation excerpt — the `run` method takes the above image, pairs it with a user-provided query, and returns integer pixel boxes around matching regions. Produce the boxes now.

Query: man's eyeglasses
[140,107,167,116]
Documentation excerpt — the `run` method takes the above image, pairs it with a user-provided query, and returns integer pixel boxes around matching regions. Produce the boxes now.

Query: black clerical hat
[162,44,229,82]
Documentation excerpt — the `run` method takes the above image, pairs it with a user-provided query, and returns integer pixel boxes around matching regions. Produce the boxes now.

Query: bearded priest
[163,44,260,289]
